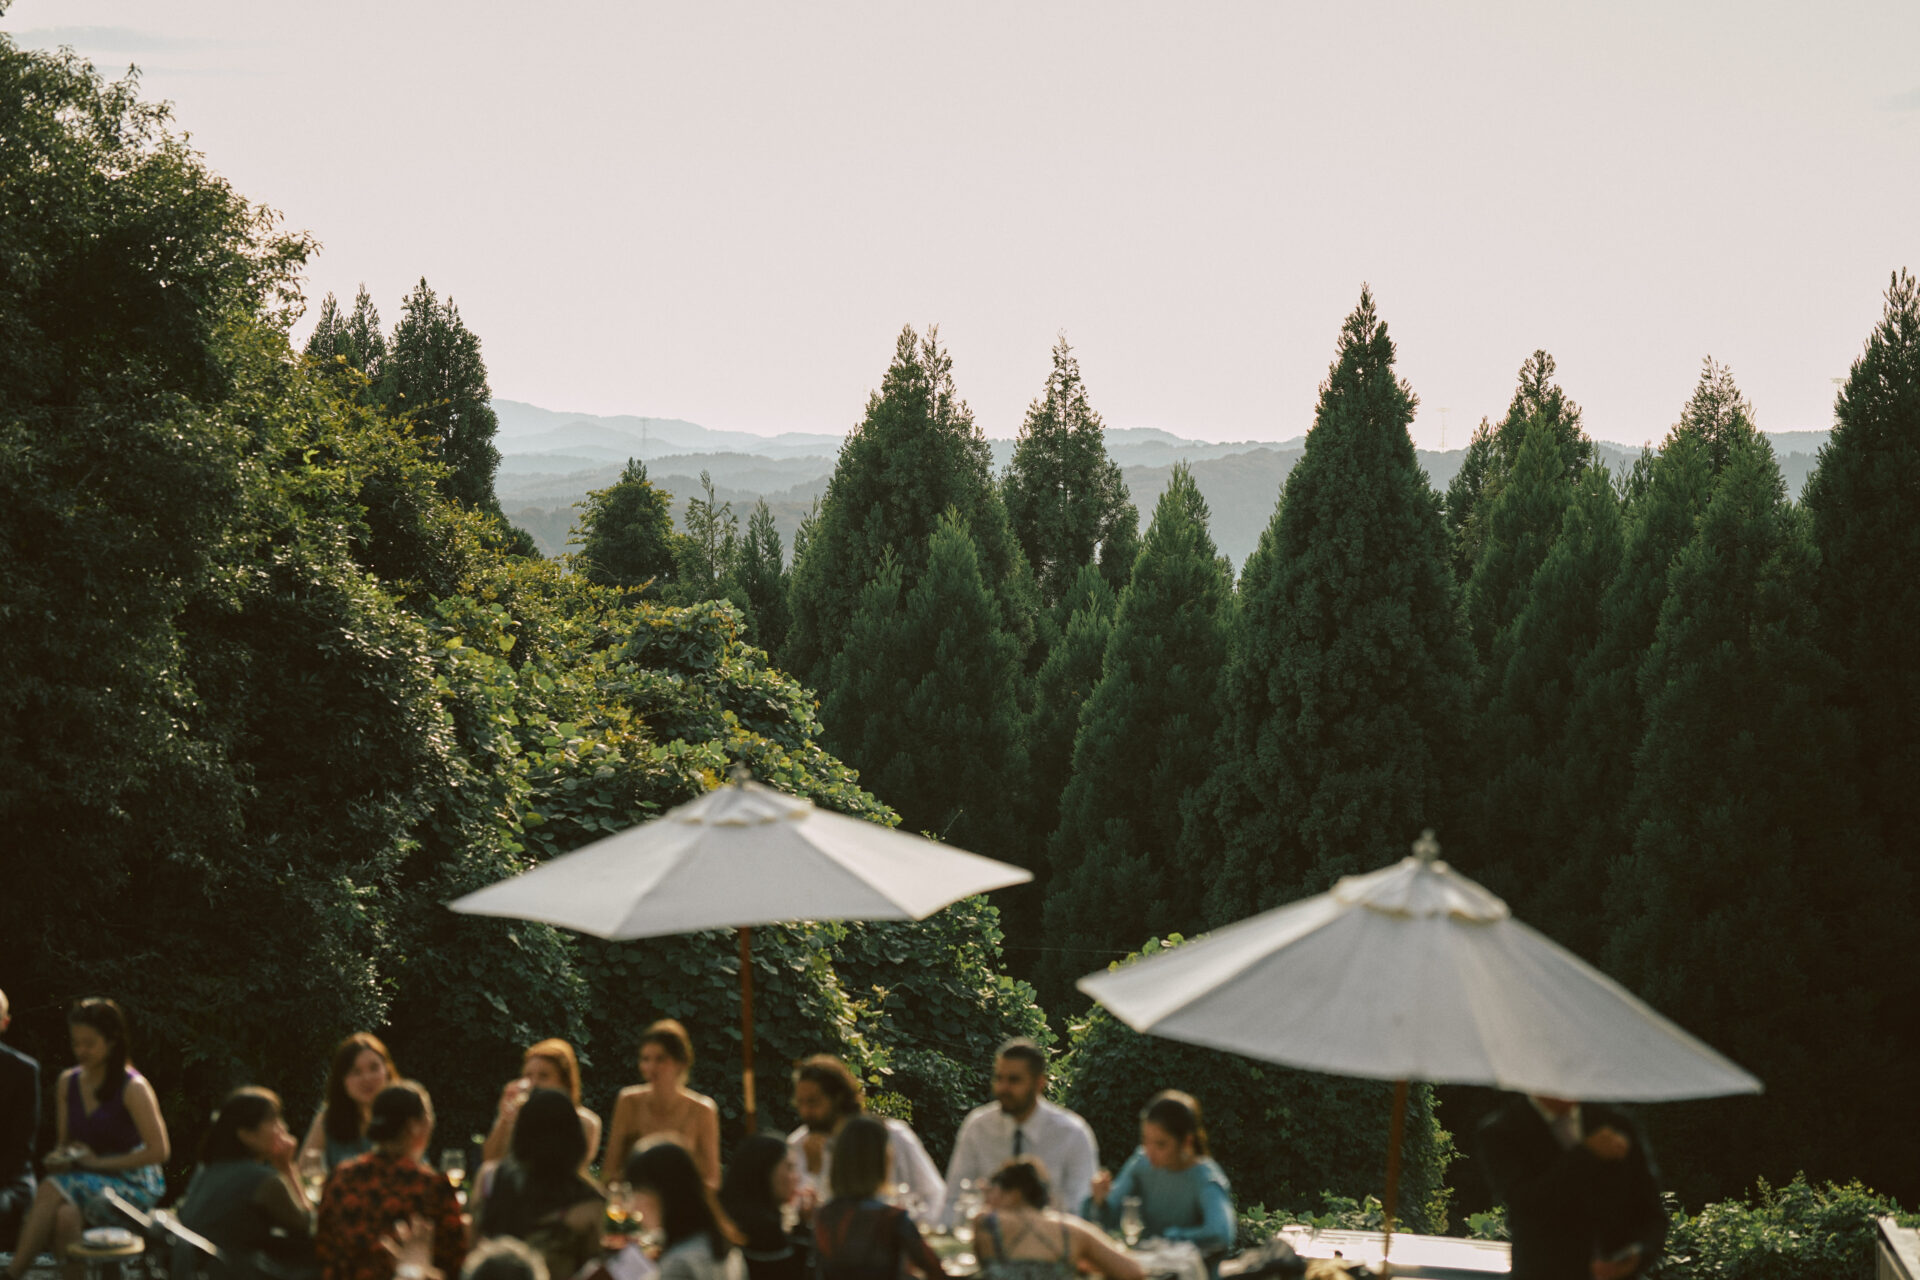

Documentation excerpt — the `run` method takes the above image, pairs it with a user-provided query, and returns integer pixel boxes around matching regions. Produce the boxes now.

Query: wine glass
[1120,1196,1145,1247]
[604,1181,633,1237]
[297,1149,328,1204]
[441,1149,466,1187]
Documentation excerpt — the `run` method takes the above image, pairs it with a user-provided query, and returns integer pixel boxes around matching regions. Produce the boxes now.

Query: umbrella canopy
[450,777,1032,939]
[449,774,1032,1133]
[1076,836,1759,1102]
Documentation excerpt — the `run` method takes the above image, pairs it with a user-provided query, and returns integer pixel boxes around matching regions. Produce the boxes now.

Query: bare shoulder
[685,1090,718,1114]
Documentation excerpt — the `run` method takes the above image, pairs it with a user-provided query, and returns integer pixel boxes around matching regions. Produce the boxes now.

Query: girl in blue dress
[1083,1092,1233,1276]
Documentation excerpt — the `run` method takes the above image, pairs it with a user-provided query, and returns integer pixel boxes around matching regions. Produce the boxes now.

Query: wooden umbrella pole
[739,926,758,1134]
[1381,1078,1409,1265]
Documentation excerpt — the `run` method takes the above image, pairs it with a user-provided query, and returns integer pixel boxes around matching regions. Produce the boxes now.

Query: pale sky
[9,2,1917,449]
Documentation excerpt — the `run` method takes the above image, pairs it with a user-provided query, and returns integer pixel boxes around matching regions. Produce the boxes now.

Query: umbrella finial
[1412,829,1440,863]
[728,761,754,787]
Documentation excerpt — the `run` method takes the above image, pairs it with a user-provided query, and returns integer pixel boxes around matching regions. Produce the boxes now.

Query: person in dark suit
[1476,1095,1666,1280]
[0,988,41,1251]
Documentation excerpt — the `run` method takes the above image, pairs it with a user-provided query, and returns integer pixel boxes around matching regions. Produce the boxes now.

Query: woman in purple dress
[4,999,170,1280]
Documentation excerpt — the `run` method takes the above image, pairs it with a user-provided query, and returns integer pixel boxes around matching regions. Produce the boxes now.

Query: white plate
[82,1227,136,1249]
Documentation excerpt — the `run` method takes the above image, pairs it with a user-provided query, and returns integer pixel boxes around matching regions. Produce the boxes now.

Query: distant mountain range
[493,400,1829,568]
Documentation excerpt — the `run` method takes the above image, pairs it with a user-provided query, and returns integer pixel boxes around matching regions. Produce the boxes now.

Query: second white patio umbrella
[451,772,1031,1131]
[1077,832,1759,1254]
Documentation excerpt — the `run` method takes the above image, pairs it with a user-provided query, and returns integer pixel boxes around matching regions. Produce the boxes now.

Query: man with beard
[941,1039,1097,1224]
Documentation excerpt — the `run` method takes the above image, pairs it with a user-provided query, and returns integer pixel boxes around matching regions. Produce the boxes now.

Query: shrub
[1661,1175,1918,1280]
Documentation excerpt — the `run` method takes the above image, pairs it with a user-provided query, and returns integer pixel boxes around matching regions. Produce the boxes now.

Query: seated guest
[943,1040,1097,1227]
[974,1159,1142,1280]
[1084,1092,1233,1276]
[379,1220,548,1280]
[317,1083,465,1280]
[6,998,170,1280]
[479,1040,602,1173]
[300,1034,401,1173]
[179,1088,315,1264]
[605,1021,721,1189]
[787,1057,943,1225]
[0,988,38,1251]
[719,1134,808,1280]
[464,1238,549,1280]
[813,1117,944,1280]
[474,1090,604,1280]
[625,1140,744,1280]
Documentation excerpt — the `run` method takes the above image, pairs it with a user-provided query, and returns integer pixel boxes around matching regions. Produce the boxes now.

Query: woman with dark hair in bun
[474,1089,603,1280]
[316,1083,466,1280]
[974,1159,1141,1280]
[1084,1092,1233,1278]
[179,1087,315,1262]
[6,999,170,1280]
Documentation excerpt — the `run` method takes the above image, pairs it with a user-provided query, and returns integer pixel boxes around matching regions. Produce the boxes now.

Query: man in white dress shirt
[785,1054,945,1225]
[942,1038,1098,1223]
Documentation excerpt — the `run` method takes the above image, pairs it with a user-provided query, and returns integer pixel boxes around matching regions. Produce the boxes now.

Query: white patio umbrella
[1076,832,1759,1255]
[451,772,1032,1131]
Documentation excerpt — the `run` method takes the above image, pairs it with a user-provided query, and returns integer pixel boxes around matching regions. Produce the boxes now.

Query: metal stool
[67,1236,145,1280]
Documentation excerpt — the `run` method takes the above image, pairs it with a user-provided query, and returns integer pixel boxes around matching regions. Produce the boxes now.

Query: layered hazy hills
[493,399,1830,567]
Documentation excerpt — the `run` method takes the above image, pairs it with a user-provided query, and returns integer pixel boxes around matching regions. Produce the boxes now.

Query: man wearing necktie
[942,1040,1098,1225]
[1477,1095,1667,1280]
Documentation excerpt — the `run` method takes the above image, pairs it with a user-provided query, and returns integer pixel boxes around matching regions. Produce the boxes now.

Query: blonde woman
[603,1021,719,1188]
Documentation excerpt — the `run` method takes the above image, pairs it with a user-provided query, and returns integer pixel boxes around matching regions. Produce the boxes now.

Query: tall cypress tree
[1802,270,1920,1193]
[1668,356,1759,475]
[1605,432,1900,1201]
[732,499,791,653]
[1805,270,1920,858]
[570,458,681,593]
[1464,415,1580,663]
[1540,436,1712,961]
[1470,466,1624,917]
[787,325,1034,690]
[822,510,1025,857]
[1202,289,1471,925]
[1002,336,1140,609]
[384,278,502,513]
[1006,564,1121,950]
[1040,465,1231,1010]
[1491,349,1591,473]
[1443,419,1496,582]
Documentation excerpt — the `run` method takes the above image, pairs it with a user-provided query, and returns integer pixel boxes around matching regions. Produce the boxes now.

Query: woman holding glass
[5,999,170,1280]
[603,1022,719,1189]
[480,1039,602,1173]
[1083,1092,1233,1276]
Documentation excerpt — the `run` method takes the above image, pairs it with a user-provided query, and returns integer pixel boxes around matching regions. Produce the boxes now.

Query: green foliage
[304,284,387,397]
[1199,288,1471,925]
[786,324,1035,687]
[381,278,504,512]
[1661,1177,1918,1280]
[1470,466,1624,925]
[1062,938,1454,1235]
[832,897,1052,1167]
[1607,433,1899,1202]
[674,470,741,601]
[732,499,793,652]
[572,457,683,594]
[1668,357,1760,477]
[1041,466,1232,1010]
[1491,350,1592,475]
[1464,416,1578,662]
[1008,566,1120,947]
[1802,273,1920,1182]
[1002,336,1140,609]
[822,511,1026,856]
[1444,419,1497,581]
